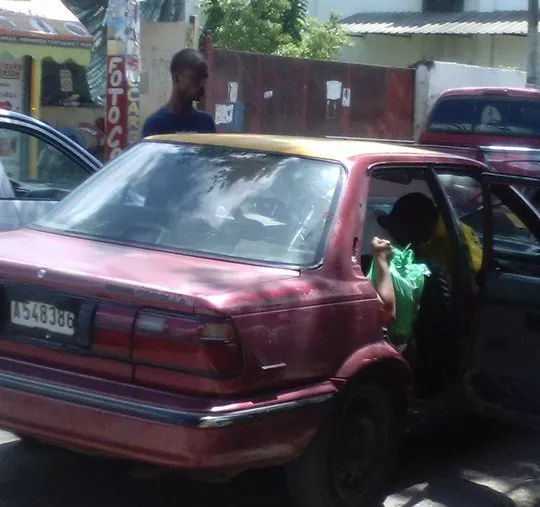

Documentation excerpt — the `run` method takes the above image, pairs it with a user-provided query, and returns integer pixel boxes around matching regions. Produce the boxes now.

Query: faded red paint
[0,143,491,471]
[385,68,415,140]
[200,39,415,139]
[0,357,331,469]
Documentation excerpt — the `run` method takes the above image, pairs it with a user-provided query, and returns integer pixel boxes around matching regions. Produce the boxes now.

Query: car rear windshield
[427,97,540,137]
[33,141,344,268]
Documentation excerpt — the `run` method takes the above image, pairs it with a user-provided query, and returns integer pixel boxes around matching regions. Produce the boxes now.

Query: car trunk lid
[0,229,298,385]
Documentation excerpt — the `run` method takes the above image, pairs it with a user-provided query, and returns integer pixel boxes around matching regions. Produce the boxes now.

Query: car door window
[0,127,90,200]
[438,172,540,276]
[362,167,436,253]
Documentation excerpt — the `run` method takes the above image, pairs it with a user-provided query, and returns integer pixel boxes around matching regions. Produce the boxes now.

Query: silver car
[0,109,101,231]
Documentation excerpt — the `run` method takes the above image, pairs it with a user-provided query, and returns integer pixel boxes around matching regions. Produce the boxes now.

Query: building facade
[308,0,532,70]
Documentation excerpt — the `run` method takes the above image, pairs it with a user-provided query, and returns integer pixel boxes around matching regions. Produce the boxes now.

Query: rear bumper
[0,370,333,429]
[0,365,335,470]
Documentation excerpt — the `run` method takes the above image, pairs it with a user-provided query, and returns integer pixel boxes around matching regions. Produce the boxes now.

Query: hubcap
[330,393,384,503]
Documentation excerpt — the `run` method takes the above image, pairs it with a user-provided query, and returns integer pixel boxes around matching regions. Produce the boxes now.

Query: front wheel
[285,383,397,507]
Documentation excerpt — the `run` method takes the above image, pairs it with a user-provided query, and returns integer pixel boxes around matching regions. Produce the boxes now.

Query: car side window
[437,172,540,272]
[0,128,90,200]
[359,166,439,274]
[362,167,435,251]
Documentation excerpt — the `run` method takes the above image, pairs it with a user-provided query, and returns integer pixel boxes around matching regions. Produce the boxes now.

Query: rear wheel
[285,382,397,507]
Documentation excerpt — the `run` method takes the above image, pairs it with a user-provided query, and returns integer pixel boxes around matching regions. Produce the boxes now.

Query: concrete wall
[341,34,526,71]
[414,61,527,136]
[308,0,525,20]
[308,0,421,20]
[139,21,190,125]
[464,0,526,11]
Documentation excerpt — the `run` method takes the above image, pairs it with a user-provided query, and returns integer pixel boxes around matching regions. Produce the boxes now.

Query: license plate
[10,300,75,336]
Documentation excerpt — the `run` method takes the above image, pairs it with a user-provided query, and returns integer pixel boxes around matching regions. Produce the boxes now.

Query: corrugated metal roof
[0,0,93,46]
[341,11,531,36]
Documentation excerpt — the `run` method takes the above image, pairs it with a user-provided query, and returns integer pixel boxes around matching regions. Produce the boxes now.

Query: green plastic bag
[367,245,431,346]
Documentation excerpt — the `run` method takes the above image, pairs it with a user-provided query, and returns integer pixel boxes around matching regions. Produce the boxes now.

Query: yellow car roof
[147,133,440,164]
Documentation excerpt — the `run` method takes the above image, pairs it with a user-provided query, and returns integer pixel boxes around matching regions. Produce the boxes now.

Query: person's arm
[371,237,396,324]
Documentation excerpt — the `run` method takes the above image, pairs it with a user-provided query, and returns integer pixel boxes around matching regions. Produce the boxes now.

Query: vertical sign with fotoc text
[105,0,140,161]
[105,55,128,161]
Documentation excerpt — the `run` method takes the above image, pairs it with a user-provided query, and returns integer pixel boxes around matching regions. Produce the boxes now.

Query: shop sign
[126,55,140,145]
[105,55,127,161]
[105,0,141,160]
[0,55,24,179]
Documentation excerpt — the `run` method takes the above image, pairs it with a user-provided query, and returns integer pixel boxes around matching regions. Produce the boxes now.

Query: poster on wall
[0,54,24,179]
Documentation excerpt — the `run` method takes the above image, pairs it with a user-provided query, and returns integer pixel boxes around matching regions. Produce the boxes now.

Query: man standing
[142,48,216,137]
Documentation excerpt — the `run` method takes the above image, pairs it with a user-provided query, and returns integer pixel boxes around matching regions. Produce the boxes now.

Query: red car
[0,134,539,507]
[417,87,540,178]
[419,86,540,149]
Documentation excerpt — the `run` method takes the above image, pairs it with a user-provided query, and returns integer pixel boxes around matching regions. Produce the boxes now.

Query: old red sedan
[0,134,539,507]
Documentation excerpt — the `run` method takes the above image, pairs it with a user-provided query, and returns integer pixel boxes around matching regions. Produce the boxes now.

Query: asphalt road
[0,415,537,507]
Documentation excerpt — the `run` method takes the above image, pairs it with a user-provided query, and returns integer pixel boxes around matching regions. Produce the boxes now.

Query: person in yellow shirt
[377,192,482,282]
[378,192,481,397]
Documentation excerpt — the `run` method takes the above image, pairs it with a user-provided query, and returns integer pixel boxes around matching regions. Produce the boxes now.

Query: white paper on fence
[228,82,238,103]
[326,80,342,101]
[342,87,351,107]
[215,104,234,125]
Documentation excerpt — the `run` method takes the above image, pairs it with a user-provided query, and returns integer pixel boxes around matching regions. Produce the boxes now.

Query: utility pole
[527,0,539,87]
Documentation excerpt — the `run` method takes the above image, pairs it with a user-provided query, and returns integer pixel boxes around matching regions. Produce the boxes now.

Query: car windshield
[33,141,344,268]
[427,97,540,137]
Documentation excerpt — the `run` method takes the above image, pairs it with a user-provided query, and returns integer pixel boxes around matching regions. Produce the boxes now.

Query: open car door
[0,112,100,231]
[464,172,540,426]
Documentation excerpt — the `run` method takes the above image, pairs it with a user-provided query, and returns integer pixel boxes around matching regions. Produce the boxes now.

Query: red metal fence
[201,38,415,140]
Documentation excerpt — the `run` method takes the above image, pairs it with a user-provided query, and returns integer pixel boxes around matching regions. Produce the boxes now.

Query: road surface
[0,415,537,507]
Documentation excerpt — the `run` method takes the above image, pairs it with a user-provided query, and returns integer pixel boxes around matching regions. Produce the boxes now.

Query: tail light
[133,310,242,378]
[92,304,136,360]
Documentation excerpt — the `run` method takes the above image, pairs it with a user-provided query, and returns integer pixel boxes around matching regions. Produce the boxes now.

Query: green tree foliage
[201,0,350,61]
[281,0,308,42]
[277,12,352,60]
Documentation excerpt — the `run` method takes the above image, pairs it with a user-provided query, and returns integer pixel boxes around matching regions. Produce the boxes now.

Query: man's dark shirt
[142,107,216,137]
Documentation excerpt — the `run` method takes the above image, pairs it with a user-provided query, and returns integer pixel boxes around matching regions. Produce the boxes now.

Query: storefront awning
[0,0,93,66]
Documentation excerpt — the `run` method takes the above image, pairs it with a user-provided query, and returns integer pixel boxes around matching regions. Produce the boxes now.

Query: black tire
[285,382,397,507]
